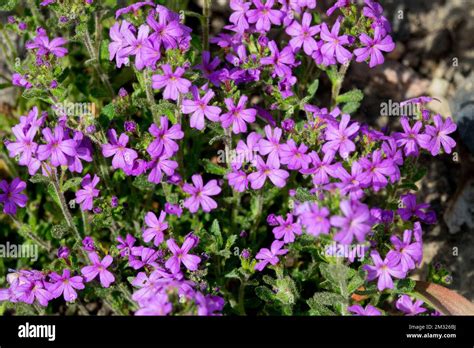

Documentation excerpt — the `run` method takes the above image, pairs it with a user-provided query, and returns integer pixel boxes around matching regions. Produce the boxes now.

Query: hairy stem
[141,68,160,123]
[250,191,264,244]
[10,216,52,252]
[331,61,350,108]
[82,28,115,97]
[51,171,82,245]
[202,0,211,52]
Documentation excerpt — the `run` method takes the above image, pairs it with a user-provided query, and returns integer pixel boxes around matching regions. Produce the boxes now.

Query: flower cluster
[0,0,458,317]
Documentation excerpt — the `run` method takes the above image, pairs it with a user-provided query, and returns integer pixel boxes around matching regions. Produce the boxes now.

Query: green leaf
[101,103,116,121]
[319,263,356,297]
[255,286,275,302]
[0,0,18,11]
[307,79,319,97]
[29,174,50,184]
[342,101,361,114]
[51,223,70,239]
[336,89,364,104]
[210,219,223,248]
[390,278,416,294]
[201,158,227,176]
[294,187,317,202]
[21,88,51,102]
[224,269,242,280]
[47,183,61,209]
[132,175,155,191]
[63,177,82,192]
[155,100,177,123]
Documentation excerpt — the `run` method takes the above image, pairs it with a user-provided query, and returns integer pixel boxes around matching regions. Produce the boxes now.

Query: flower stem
[140,68,160,123]
[202,0,211,52]
[331,61,350,108]
[237,280,247,315]
[10,216,52,252]
[82,27,115,97]
[51,170,82,245]
[250,191,264,244]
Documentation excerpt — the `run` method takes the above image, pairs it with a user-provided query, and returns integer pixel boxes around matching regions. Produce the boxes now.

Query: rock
[425,29,452,59]
[429,77,450,97]
[450,73,474,153]
[443,179,474,234]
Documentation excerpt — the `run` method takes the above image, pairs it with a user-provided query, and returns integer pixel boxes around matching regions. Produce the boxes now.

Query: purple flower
[146,12,184,49]
[279,139,311,170]
[364,251,406,291]
[115,2,154,19]
[152,64,191,101]
[37,126,77,167]
[322,114,359,159]
[143,211,168,246]
[248,155,290,189]
[102,129,138,170]
[393,118,431,157]
[26,32,68,57]
[183,174,221,213]
[181,86,222,130]
[0,178,27,215]
[234,132,262,168]
[423,115,457,156]
[254,240,288,271]
[147,116,184,157]
[247,0,282,32]
[6,124,38,167]
[330,200,372,244]
[227,169,249,192]
[396,295,427,316]
[82,236,95,251]
[300,151,340,185]
[285,12,320,55]
[129,247,159,269]
[281,119,295,132]
[124,121,137,133]
[220,96,257,134]
[390,229,423,272]
[164,203,183,217]
[109,20,131,67]
[75,174,100,211]
[334,161,366,200]
[195,51,222,86]
[48,269,84,302]
[260,41,296,77]
[120,24,151,70]
[258,125,283,166]
[57,246,70,259]
[272,214,302,243]
[326,0,352,16]
[397,194,429,221]
[229,0,250,32]
[298,202,331,236]
[165,236,201,273]
[12,73,32,89]
[67,131,93,173]
[147,153,178,184]
[320,19,353,64]
[348,304,382,316]
[117,234,136,257]
[363,0,391,34]
[354,26,395,68]
[81,252,115,288]
[359,149,396,191]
